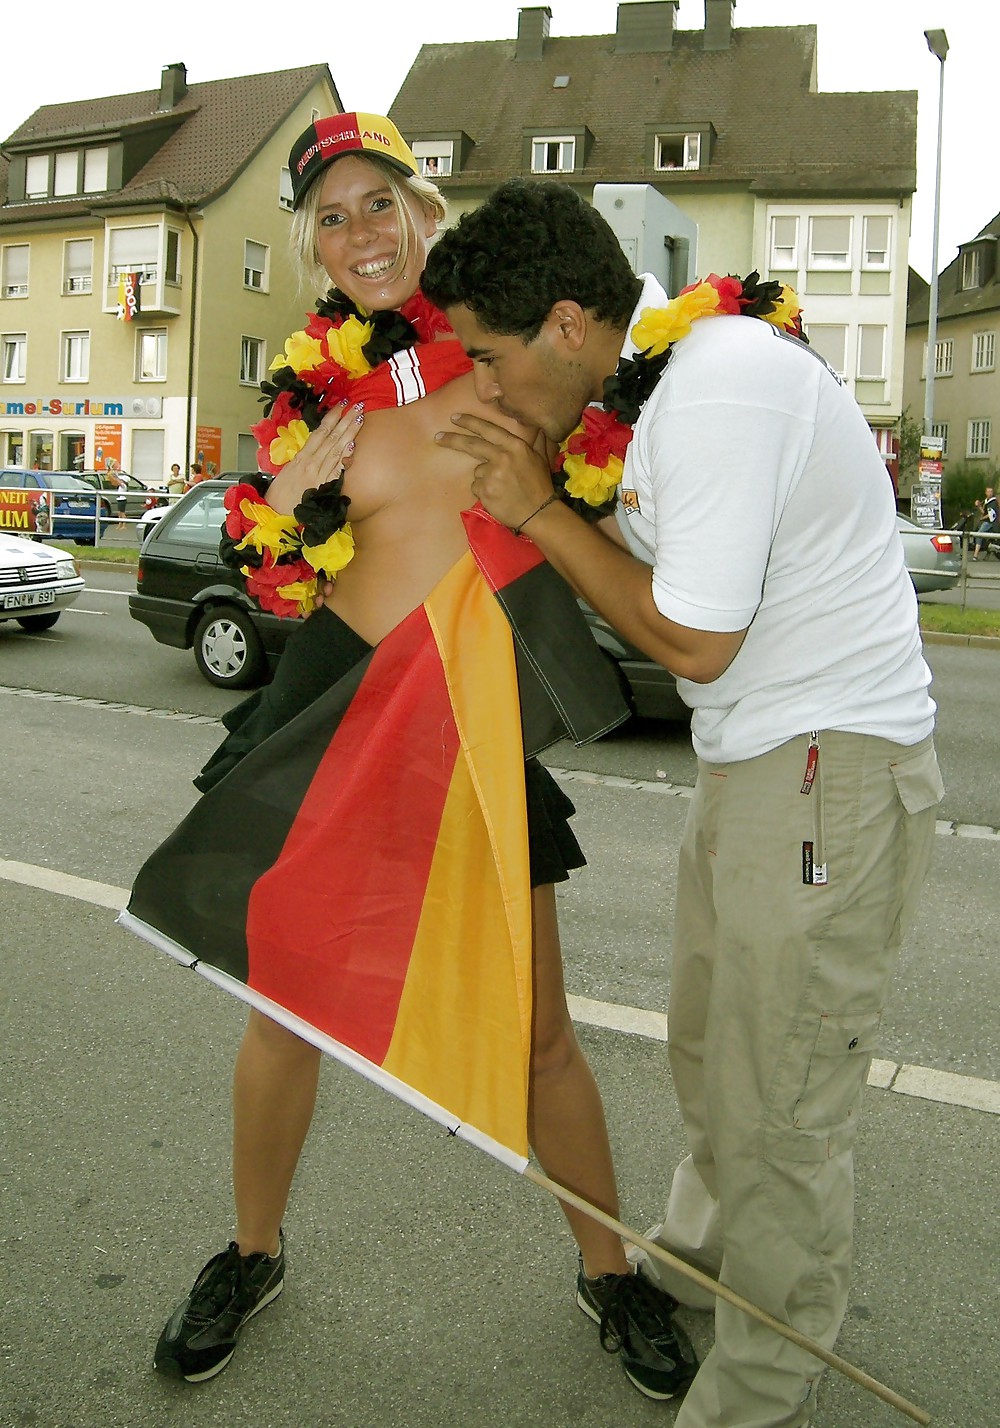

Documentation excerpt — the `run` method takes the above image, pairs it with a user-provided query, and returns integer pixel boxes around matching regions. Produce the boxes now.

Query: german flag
[121,508,626,1168]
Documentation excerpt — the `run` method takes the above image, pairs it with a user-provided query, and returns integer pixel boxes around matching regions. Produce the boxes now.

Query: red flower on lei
[556,405,632,471]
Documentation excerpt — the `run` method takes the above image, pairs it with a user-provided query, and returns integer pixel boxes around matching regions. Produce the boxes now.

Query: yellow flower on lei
[269,419,311,468]
[562,452,624,506]
[764,285,802,332]
[269,330,326,375]
[276,575,319,617]
[302,524,356,578]
[631,283,723,357]
[325,315,374,378]
[234,499,302,561]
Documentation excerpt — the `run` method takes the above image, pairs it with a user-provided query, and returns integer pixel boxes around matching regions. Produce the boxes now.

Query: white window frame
[972,330,995,373]
[862,214,892,269]
[25,154,49,199]
[63,238,94,295]
[136,328,167,382]
[243,239,269,292]
[805,324,847,378]
[61,330,90,384]
[960,250,981,291]
[934,339,954,377]
[807,215,852,270]
[412,141,453,178]
[857,325,886,381]
[968,419,991,459]
[54,149,80,197]
[240,335,266,386]
[2,244,30,298]
[1,333,27,383]
[654,133,701,171]
[165,229,181,286]
[531,135,576,174]
[769,215,798,269]
[279,167,294,211]
[83,146,109,194]
[107,225,159,286]
[930,421,949,457]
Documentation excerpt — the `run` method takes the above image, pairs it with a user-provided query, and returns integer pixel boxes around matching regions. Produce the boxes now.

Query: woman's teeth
[354,258,395,278]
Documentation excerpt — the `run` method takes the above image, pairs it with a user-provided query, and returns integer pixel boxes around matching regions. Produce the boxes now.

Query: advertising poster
[94,423,123,472]
[0,488,40,535]
[913,439,944,530]
[195,425,223,478]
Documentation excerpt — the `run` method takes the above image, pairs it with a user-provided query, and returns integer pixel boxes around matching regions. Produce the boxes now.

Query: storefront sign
[0,396,162,418]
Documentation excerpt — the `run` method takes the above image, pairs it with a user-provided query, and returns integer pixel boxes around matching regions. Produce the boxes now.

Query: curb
[920,630,1000,649]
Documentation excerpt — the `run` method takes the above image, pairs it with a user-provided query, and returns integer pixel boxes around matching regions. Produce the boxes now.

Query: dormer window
[655,133,701,171]
[25,155,48,200]
[961,249,981,290]
[531,136,575,174]
[19,145,110,201]
[413,141,453,178]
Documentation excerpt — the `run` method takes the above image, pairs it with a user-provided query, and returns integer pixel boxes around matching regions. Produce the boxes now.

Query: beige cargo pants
[642,730,943,1428]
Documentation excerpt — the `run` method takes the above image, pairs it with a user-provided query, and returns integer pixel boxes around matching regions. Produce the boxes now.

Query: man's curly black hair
[422,179,642,340]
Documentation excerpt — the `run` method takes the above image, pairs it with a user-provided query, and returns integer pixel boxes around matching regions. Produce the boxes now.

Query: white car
[136,503,172,545]
[0,532,85,631]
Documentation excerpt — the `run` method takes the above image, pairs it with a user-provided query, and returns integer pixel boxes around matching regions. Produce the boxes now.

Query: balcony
[103,264,181,318]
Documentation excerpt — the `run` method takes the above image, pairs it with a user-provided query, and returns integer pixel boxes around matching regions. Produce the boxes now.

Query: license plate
[1,589,56,610]
[67,500,89,511]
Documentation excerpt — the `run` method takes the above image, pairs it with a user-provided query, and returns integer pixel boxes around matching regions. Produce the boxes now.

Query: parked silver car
[897,514,961,594]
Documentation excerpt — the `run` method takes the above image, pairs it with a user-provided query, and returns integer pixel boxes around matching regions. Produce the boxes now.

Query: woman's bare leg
[232,1008,321,1257]
[528,884,629,1279]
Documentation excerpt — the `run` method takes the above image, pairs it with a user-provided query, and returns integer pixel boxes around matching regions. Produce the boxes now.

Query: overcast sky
[2,1,992,280]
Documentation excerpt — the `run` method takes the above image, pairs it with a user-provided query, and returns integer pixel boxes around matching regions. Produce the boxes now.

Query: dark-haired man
[425,179,943,1428]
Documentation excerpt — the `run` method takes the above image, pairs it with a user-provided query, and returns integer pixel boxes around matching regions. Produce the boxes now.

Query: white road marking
[2,857,996,1119]
[63,607,108,616]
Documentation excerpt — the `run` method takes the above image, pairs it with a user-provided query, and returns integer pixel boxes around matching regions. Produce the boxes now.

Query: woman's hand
[267,402,364,514]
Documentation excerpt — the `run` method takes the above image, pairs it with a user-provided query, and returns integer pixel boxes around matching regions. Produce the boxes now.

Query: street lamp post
[922,28,949,447]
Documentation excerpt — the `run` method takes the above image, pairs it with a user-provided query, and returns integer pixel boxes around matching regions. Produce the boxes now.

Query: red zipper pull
[801,731,820,795]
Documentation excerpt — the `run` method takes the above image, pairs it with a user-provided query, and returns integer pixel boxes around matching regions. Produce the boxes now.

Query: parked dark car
[129,480,688,720]
[75,468,152,519]
[0,468,112,544]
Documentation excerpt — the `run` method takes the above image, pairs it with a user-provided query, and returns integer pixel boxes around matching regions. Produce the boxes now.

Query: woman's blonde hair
[289,154,447,299]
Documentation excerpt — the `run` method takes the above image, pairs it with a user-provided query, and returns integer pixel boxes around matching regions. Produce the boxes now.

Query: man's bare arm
[436,413,746,684]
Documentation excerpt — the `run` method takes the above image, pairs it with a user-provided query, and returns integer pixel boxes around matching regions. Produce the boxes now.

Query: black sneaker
[577,1262,698,1400]
[153,1233,285,1382]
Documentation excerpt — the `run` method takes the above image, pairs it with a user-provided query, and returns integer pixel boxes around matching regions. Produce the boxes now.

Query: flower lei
[223,273,803,616]
[221,290,454,618]
[552,271,804,522]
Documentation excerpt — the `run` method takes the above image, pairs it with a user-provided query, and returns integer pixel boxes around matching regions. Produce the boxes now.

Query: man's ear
[544,301,588,353]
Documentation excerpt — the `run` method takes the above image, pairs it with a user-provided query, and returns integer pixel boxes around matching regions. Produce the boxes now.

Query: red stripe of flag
[246,604,459,1062]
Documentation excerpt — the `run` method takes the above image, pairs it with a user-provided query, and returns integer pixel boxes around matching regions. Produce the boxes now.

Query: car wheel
[193,605,267,688]
[17,612,61,631]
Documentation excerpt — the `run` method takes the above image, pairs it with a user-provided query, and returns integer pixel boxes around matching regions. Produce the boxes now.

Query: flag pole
[523,1165,931,1426]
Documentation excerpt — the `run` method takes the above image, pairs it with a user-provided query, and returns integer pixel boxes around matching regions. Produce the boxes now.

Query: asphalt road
[1,568,997,1428]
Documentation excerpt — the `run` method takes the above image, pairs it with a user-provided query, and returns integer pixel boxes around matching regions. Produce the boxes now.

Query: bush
[942,462,1000,526]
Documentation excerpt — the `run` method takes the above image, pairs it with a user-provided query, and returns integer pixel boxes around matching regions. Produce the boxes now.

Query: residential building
[390,0,917,479]
[0,63,341,479]
[903,216,1000,499]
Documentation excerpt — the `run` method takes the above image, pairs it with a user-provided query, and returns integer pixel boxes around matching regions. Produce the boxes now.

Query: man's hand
[436,413,554,529]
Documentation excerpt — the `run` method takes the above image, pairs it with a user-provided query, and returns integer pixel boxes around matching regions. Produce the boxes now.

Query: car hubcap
[203,620,246,676]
